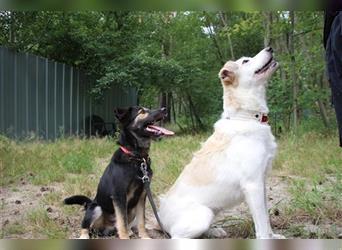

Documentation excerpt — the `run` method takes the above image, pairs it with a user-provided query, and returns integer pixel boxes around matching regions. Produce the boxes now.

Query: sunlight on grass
[274,132,342,177]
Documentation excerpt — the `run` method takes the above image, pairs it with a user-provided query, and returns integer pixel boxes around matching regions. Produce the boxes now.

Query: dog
[64,106,174,239]
[158,47,285,239]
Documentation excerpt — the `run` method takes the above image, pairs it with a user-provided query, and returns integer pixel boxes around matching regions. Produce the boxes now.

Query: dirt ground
[1,175,341,239]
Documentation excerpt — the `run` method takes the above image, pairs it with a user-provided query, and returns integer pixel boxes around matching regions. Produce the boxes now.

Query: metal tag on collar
[140,159,150,183]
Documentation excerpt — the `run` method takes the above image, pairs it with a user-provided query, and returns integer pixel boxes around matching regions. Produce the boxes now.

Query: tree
[0,11,334,133]
[289,11,299,132]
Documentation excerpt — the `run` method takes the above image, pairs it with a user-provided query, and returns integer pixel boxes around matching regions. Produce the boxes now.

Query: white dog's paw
[206,228,227,238]
[271,233,286,239]
[140,236,152,239]
[79,234,90,239]
[128,229,135,237]
[79,229,90,239]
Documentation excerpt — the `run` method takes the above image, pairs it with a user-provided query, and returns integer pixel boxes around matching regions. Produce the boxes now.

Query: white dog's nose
[265,47,273,53]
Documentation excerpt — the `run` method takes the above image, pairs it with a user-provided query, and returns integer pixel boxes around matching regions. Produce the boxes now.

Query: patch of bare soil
[0,177,65,239]
[1,178,39,237]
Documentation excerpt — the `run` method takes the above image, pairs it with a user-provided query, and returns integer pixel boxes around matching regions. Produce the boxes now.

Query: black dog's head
[114,106,174,149]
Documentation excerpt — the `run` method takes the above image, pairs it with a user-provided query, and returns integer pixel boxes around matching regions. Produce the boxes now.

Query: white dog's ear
[219,61,238,85]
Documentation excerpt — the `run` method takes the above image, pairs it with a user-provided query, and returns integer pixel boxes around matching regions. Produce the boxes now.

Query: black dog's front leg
[111,194,129,239]
[136,191,150,239]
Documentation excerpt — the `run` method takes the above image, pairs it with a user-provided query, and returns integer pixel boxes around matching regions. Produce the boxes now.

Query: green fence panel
[0,46,137,140]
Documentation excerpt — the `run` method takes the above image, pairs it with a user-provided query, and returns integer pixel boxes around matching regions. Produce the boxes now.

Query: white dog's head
[218,47,278,115]
[219,47,278,87]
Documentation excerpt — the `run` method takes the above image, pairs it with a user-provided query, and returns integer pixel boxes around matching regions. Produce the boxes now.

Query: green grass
[274,131,342,177]
[0,135,116,186]
[150,133,208,193]
[26,208,68,238]
[1,221,26,236]
[1,130,341,239]
[273,132,342,229]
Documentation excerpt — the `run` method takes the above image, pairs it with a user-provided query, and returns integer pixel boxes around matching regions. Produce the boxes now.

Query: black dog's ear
[114,107,130,122]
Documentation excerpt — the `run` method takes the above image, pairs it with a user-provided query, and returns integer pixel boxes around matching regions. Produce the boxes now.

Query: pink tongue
[147,125,175,136]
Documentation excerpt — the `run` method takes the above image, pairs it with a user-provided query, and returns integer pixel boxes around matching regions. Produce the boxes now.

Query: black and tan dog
[64,106,174,239]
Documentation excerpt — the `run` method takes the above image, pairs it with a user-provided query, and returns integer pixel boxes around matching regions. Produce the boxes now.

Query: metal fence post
[70,67,73,136]
[14,52,17,138]
[45,58,49,139]
[76,70,79,136]
[54,62,57,139]
[35,56,39,136]
[0,48,4,133]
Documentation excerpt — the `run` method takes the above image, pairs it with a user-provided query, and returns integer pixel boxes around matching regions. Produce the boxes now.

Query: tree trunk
[166,92,172,123]
[204,12,225,65]
[316,99,330,128]
[219,11,235,60]
[159,92,167,110]
[159,92,171,123]
[187,94,204,131]
[289,11,299,132]
[159,14,173,123]
[188,98,195,130]
[317,73,330,128]
[263,11,273,47]
[171,93,176,123]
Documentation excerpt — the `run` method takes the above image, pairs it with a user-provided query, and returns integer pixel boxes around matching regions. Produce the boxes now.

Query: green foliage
[0,11,336,133]
[226,12,264,57]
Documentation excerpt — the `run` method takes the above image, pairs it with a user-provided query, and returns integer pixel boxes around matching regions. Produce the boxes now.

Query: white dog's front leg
[243,182,283,239]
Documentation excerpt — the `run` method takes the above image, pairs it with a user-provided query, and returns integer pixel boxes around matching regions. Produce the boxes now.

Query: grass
[1,130,341,239]
[0,135,116,186]
[274,131,342,177]
[1,221,26,236]
[149,133,208,193]
[26,208,68,238]
[274,131,342,234]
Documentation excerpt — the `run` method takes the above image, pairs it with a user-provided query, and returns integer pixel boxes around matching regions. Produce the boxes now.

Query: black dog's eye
[242,59,249,64]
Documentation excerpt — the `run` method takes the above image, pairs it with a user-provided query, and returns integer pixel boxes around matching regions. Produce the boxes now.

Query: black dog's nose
[266,47,273,53]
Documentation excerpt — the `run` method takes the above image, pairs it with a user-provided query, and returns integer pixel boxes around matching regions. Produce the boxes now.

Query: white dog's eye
[242,60,249,64]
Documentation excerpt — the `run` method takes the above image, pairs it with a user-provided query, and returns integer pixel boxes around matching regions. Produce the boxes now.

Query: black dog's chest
[126,165,153,209]
[95,160,152,214]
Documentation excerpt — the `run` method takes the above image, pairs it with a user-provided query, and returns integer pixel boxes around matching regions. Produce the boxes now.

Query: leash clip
[140,159,150,183]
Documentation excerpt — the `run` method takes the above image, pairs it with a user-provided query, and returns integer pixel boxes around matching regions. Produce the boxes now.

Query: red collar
[120,146,134,156]
[119,146,150,161]
[261,114,268,123]
[226,112,269,124]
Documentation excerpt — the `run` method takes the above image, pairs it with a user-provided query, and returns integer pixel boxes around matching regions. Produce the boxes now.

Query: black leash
[140,160,171,239]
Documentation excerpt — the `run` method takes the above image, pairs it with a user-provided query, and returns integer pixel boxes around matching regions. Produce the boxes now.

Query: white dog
[158,47,285,239]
